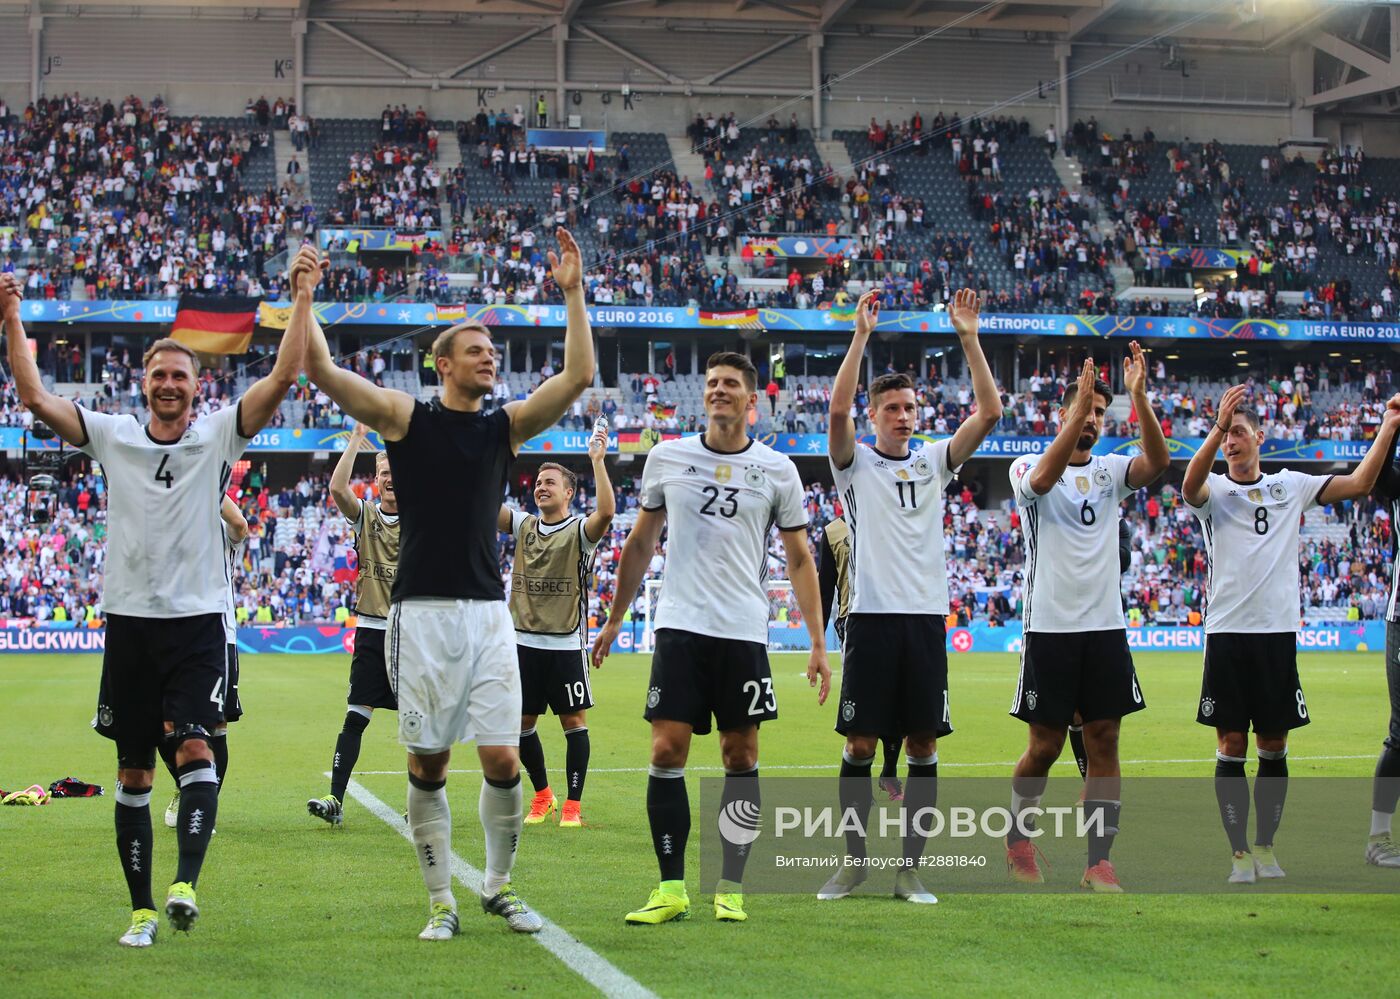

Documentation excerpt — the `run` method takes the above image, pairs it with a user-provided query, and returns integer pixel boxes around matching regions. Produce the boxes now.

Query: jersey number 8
[1254,507,1269,535]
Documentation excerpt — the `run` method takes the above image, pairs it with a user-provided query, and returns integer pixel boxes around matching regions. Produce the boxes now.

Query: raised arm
[946,288,1003,468]
[506,228,594,451]
[1027,359,1096,496]
[293,245,415,440]
[1319,396,1400,504]
[780,527,831,705]
[0,274,85,446]
[329,421,369,522]
[1182,384,1244,507]
[237,278,309,438]
[829,290,878,471]
[590,507,665,668]
[1375,403,1400,502]
[1123,341,1170,489]
[583,421,615,543]
[221,494,249,544]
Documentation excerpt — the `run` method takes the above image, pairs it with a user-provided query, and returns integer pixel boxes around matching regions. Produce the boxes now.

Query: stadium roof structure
[0,0,1366,48]
[9,0,1396,115]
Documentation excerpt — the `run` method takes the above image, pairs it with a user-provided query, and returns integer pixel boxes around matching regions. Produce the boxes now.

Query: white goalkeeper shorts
[387,598,521,751]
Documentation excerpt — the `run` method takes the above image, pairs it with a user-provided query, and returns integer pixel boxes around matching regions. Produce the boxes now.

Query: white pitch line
[343,778,657,999]
[347,754,1378,777]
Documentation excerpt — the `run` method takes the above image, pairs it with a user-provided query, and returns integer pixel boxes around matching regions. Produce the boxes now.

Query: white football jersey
[830,438,959,615]
[1010,453,1136,633]
[223,526,245,643]
[639,435,806,643]
[1186,469,1332,634]
[78,404,250,617]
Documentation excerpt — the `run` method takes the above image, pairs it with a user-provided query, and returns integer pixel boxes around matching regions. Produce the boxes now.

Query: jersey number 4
[154,454,175,489]
[700,485,739,518]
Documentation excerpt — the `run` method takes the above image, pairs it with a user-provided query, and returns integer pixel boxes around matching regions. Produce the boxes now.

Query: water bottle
[593,416,611,448]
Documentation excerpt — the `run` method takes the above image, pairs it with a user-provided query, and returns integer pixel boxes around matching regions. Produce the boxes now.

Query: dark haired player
[593,350,830,925]
[1,270,304,947]
[820,288,1002,905]
[500,420,614,829]
[1004,350,1169,892]
[1183,384,1400,883]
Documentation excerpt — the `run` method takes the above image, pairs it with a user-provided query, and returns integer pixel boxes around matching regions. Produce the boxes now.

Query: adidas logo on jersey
[683,466,698,475]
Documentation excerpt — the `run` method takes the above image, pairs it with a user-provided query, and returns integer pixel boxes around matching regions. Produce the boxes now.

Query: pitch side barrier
[17,299,1400,344]
[0,622,1382,654]
[9,426,1367,460]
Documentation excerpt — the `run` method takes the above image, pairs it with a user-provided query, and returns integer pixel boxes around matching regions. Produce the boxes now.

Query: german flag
[698,309,763,330]
[171,295,261,354]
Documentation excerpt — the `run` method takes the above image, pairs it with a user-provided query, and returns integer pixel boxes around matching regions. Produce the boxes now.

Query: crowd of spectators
[0,93,296,301]
[325,145,442,229]
[8,450,1390,631]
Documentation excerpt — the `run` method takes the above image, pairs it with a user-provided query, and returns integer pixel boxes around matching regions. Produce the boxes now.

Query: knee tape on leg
[165,723,212,752]
[116,743,157,770]
[1257,747,1288,761]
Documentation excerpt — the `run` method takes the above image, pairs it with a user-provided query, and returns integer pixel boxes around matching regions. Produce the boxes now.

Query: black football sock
[902,755,938,867]
[1068,725,1089,781]
[330,709,371,803]
[1373,745,1400,817]
[1215,753,1251,854]
[1008,773,1049,847]
[648,766,689,883]
[211,730,229,795]
[519,727,549,794]
[115,783,156,911]
[173,759,220,887]
[157,741,179,787]
[839,750,875,861]
[1254,749,1288,847]
[880,737,901,781]
[1085,799,1121,866]
[564,725,590,802]
[718,766,760,887]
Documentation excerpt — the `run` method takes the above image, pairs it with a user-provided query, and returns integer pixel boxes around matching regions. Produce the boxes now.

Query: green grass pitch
[2,650,1398,997]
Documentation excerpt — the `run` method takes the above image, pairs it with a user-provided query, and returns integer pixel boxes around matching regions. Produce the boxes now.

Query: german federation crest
[914,456,932,477]
[744,466,764,488]
[1093,467,1113,488]
[1269,481,1287,502]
